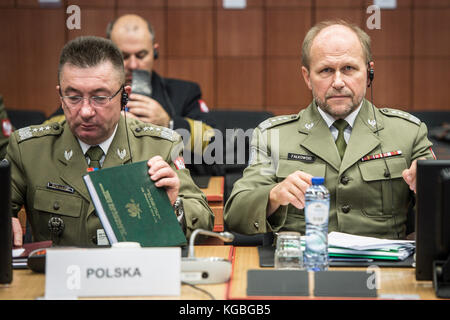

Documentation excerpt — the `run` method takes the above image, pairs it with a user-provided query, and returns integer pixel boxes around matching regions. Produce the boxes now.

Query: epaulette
[16,122,63,143]
[131,123,180,142]
[380,108,421,126]
[258,114,299,131]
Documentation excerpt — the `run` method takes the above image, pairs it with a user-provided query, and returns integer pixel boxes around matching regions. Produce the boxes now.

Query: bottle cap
[311,177,325,185]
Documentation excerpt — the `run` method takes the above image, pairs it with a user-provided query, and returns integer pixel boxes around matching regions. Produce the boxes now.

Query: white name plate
[44,247,180,299]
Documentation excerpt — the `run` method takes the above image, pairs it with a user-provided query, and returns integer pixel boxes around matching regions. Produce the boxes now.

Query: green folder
[83,160,187,247]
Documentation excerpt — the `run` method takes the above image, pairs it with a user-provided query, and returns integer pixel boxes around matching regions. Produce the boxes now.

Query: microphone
[188,229,234,258]
[181,229,234,284]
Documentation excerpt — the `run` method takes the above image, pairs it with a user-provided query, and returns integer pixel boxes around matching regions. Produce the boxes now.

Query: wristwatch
[173,196,186,233]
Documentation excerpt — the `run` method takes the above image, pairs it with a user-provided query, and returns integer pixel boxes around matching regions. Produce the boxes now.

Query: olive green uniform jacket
[6,116,214,246]
[224,100,433,239]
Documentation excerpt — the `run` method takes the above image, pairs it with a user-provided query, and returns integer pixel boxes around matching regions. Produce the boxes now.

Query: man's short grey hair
[58,36,125,84]
[302,19,372,70]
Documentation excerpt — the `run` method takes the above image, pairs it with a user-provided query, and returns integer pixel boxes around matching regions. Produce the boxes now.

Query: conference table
[0,245,441,300]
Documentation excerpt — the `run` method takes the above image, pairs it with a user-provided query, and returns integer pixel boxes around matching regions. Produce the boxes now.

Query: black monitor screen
[416,159,450,281]
[0,159,12,284]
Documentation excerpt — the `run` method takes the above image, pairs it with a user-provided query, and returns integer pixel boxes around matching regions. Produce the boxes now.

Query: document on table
[327,232,415,261]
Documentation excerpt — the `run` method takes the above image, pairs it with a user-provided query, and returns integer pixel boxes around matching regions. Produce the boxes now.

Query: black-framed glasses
[60,86,123,109]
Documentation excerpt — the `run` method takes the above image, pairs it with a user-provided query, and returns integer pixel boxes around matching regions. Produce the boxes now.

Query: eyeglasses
[60,86,123,109]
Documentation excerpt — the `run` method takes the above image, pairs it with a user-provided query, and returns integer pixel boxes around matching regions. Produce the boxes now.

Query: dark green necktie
[86,146,104,169]
[333,119,349,159]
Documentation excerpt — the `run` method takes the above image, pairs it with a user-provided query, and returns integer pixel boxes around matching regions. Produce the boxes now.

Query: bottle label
[305,202,328,225]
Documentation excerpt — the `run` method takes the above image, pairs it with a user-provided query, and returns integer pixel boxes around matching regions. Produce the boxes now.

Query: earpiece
[153,48,159,60]
[121,90,129,110]
[367,62,374,87]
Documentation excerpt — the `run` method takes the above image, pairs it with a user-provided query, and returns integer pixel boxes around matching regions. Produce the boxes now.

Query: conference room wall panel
[167,9,214,57]
[364,58,412,110]
[216,8,264,57]
[168,0,214,8]
[265,58,311,109]
[117,0,165,8]
[67,8,115,40]
[0,0,14,7]
[265,0,311,8]
[265,8,311,57]
[366,8,412,58]
[0,1,448,117]
[216,58,264,109]
[315,8,365,28]
[413,58,449,110]
[0,8,64,115]
[413,8,450,57]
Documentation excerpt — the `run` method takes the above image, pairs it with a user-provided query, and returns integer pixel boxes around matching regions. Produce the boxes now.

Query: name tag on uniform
[44,247,180,299]
[47,182,74,194]
[287,153,315,163]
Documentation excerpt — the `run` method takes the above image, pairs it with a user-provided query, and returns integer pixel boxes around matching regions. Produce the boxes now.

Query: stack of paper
[327,232,415,261]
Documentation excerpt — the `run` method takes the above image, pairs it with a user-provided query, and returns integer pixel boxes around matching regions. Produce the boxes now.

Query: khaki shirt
[6,116,214,246]
[224,99,434,239]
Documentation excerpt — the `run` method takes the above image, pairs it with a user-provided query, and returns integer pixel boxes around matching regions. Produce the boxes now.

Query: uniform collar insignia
[117,148,126,160]
[368,119,376,127]
[64,150,73,161]
[305,122,314,130]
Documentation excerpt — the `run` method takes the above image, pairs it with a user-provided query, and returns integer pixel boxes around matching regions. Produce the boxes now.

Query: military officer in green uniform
[224,20,434,240]
[8,36,213,247]
[0,95,12,159]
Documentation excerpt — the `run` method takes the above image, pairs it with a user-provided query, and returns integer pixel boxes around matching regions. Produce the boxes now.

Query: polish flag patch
[430,147,437,160]
[174,156,186,170]
[2,119,12,137]
[198,99,209,113]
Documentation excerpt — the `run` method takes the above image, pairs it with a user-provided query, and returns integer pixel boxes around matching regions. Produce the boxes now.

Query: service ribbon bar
[361,150,402,162]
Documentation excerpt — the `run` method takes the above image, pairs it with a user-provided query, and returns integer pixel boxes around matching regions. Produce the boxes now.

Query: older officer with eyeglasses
[7,36,213,247]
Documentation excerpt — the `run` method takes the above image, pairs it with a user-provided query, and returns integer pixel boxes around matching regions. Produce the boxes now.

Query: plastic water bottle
[304,176,330,271]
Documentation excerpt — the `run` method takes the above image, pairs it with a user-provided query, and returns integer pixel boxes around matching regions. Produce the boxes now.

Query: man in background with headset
[47,14,217,175]
[224,20,435,240]
[8,36,213,247]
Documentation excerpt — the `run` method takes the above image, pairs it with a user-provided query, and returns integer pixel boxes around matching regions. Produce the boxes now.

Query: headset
[120,87,133,163]
[367,62,374,88]
[121,88,129,111]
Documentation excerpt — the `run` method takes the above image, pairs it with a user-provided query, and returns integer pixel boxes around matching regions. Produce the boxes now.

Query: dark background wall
[0,0,449,117]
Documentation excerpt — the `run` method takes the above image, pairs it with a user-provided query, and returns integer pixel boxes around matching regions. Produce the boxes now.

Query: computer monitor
[415,159,450,281]
[0,159,12,284]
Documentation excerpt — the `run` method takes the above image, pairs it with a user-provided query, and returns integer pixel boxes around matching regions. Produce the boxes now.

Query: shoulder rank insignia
[16,123,62,142]
[380,108,421,126]
[258,114,299,131]
[133,124,180,142]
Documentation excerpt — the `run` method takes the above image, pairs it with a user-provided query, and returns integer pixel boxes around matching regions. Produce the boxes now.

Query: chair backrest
[208,110,274,201]
[6,109,46,129]
[209,110,274,169]
[410,111,450,129]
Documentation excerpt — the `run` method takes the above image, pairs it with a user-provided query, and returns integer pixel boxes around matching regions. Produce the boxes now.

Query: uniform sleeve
[411,122,434,160]
[166,139,214,240]
[5,132,26,218]
[224,127,288,235]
